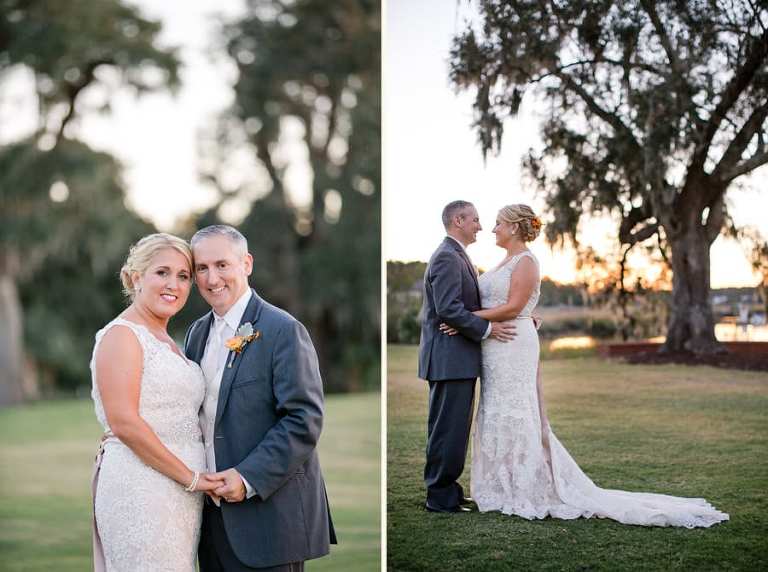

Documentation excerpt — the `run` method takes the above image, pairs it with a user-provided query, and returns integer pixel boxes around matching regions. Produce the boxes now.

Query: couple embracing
[419,200,728,527]
[90,225,336,571]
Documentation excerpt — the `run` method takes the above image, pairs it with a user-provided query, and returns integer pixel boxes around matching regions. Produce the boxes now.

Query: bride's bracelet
[184,471,200,492]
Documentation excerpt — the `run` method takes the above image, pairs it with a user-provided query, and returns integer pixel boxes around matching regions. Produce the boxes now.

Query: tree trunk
[0,272,25,406]
[663,226,721,354]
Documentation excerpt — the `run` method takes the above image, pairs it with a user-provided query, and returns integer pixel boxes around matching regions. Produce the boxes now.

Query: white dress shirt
[199,288,257,499]
[445,235,492,340]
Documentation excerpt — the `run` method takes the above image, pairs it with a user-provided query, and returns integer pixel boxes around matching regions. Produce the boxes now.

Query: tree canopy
[451,0,768,353]
[0,0,177,402]
[191,0,381,391]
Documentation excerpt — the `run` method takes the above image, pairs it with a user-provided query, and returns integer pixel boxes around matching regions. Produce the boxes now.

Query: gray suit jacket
[418,238,489,381]
[184,290,336,568]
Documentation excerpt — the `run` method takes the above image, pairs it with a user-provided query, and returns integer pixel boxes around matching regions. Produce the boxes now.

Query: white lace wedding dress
[90,318,207,571]
[470,251,729,528]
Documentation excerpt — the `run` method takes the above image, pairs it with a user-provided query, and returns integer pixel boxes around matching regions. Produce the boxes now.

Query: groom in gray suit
[418,201,515,512]
[184,225,336,571]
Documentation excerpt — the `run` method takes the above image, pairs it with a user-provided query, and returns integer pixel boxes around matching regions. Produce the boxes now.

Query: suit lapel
[215,290,265,427]
[189,313,214,365]
[444,237,481,296]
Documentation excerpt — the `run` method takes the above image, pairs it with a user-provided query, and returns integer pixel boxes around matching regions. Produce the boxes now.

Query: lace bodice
[479,251,540,317]
[91,318,204,445]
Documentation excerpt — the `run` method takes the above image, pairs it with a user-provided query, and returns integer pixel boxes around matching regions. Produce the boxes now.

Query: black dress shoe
[459,496,475,506]
[425,504,472,513]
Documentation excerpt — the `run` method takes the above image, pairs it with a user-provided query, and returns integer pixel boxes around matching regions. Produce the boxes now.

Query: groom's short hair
[191,225,249,256]
[442,200,474,229]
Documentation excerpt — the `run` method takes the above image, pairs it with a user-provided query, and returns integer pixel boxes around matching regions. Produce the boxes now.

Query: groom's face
[193,235,253,316]
[456,205,482,245]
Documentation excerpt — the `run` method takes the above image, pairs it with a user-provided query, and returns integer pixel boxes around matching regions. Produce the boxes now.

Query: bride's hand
[439,323,459,336]
[194,473,226,493]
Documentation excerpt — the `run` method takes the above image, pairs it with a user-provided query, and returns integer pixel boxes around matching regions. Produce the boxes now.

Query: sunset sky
[383,0,768,288]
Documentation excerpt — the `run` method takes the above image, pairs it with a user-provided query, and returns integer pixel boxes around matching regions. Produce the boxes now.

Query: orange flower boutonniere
[225,322,261,367]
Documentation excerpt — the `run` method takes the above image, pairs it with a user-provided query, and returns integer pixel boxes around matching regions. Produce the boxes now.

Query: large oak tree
[451,0,768,353]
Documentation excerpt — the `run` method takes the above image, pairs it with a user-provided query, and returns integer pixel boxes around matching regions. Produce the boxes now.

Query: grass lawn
[387,344,768,571]
[0,391,380,571]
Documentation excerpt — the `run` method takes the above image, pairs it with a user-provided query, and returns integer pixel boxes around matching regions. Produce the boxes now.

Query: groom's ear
[243,252,254,276]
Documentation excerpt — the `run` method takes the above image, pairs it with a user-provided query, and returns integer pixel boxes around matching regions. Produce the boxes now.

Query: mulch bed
[625,349,768,372]
[598,342,768,372]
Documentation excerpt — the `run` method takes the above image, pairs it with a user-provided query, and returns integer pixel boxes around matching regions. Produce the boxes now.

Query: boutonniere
[225,322,261,368]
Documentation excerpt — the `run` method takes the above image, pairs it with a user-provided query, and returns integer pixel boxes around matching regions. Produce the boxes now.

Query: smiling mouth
[161,293,178,303]
[209,286,226,294]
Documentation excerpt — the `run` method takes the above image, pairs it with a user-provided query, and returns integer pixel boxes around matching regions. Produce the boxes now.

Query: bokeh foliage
[191,0,381,392]
[0,0,178,401]
[1,0,381,398]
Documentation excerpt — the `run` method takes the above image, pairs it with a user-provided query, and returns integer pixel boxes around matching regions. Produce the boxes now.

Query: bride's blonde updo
[498,204,542,242]
[120,233,193,300]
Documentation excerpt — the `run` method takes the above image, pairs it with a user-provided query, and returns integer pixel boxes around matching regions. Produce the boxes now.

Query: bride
[448,204,728,528]
[91,233,223,571]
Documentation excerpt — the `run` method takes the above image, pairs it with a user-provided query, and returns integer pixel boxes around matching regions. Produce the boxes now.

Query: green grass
[0,392,380,572]
[387,344,768,571]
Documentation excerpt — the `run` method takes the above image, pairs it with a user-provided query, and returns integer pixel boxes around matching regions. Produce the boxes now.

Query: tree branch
[745,0,767,34]
[689,25,768,174]
[723,147,768,182]
[254,130,285,204]
[623,222,660,246]
[712,103,768,181]
[55,58,114,144]
[639,0,684,78]
[558,74,643,151]
[618,205,653,243]
[530,57,665,84]
[619,204,660,246]
[656,229,671,266]
[704,194,726,243]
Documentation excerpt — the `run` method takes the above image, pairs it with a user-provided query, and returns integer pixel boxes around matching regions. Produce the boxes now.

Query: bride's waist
[99,430,202,452]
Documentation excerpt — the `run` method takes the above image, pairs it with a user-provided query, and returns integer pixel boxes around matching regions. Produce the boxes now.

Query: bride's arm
[473,257,539,322]
[95,326,221,492]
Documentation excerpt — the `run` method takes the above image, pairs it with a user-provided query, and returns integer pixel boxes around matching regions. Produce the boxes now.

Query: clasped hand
[438,321,518,342]
[193,468,247,503]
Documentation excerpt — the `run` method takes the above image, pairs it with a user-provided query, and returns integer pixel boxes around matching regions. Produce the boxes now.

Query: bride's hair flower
[530,216,542,231]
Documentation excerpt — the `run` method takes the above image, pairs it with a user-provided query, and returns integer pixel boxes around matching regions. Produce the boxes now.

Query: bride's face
[132,248,192,320]
[493,217,518,248]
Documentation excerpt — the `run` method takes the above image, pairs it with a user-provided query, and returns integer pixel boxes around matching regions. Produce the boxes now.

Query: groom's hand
[489,321,516,342]
[211,468,247,503]
[439,323,459,336]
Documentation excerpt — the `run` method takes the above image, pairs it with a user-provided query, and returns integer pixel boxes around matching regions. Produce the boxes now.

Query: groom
[184,225,336,571]
[418,200,515,513]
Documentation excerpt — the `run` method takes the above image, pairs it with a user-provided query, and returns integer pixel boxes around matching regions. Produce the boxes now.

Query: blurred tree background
[0,0,380,405]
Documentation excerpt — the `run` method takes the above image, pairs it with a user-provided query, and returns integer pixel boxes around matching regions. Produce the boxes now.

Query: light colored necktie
[201,317,227,382]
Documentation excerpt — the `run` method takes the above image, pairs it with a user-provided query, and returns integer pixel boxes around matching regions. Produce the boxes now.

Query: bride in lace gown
[468,205,728,528]
[91,234,223,571]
